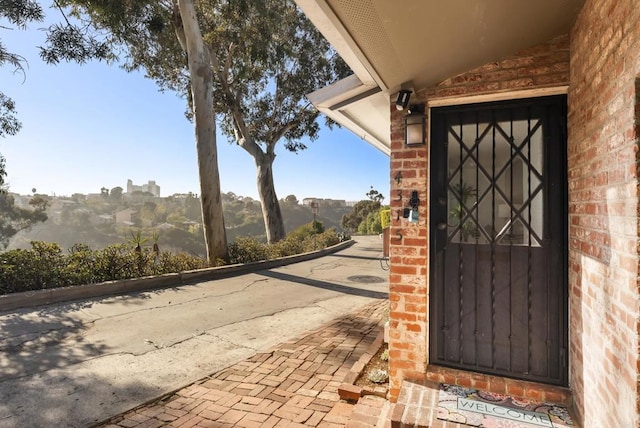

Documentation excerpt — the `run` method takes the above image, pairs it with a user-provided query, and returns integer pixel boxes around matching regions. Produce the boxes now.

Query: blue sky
[0,13,390,203]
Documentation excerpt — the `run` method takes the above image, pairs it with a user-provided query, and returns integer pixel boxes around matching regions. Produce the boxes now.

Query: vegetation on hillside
[7,191,354,254]
[0,186,389,295]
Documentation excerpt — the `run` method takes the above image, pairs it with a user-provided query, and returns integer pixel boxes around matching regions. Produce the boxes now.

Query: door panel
[429,96,567,386]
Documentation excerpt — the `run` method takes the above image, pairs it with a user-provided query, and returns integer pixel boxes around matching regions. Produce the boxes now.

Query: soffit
[296,0,584,154]
[325,0,584,91]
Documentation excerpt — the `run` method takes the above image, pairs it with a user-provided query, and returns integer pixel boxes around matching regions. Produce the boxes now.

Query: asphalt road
[0,236,388,428]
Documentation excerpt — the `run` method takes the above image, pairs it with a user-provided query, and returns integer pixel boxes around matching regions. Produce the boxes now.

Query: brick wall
[387,95,430,401]
[568,0,640,426]
[388,35,571,401]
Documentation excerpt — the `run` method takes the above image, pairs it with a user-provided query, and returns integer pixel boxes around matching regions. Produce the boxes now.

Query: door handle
[437,223,448,230]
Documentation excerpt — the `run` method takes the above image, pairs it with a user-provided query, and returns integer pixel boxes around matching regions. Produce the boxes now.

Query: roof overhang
[297,0,585,154]
[307,75,391,155]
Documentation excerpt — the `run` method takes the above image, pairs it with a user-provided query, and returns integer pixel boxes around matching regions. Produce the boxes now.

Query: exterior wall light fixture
[395,89,412,110]
[405,104,426,146]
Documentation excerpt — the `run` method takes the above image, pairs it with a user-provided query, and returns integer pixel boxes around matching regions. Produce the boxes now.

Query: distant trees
[0,176,48,248]
[110,186,123,202]
[284,195,299,206]
[4,189,358,254]
[341,200,380,231]
[339,188,387,234]
[366,186,385,203]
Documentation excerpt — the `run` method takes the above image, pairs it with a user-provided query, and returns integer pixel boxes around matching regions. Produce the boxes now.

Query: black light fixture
[395,89,412,110]
[404,104,426,146]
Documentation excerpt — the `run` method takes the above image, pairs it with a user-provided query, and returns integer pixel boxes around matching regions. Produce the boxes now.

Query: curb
[338,327,387,401]
[0,240,355,312]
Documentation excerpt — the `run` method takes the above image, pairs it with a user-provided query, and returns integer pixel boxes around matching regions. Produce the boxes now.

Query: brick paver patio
[97,300,387,427]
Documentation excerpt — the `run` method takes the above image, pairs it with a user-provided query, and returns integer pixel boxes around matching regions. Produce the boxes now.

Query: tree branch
[171,1,187,51]
[207,42,263,161]
[52,0,73,27]
[222,42,234,86]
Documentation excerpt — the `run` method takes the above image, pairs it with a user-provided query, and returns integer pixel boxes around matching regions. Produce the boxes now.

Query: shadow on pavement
[0,370,158,428]
[256,271,388,299]
[0,304,109,383]
[0,300,162,428]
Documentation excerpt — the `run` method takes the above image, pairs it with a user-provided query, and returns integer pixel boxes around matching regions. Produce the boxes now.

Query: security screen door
[429,95,567,386]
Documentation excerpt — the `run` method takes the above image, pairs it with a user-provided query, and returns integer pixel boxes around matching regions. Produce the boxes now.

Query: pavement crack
[90,277,272,320]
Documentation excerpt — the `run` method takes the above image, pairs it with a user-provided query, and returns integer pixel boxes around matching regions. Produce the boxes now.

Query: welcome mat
[437,384,573,427]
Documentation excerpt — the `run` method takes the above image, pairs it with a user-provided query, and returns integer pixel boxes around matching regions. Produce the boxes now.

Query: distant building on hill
[302,197,347,207]
[115,208,138,225]
[126,179,160,197]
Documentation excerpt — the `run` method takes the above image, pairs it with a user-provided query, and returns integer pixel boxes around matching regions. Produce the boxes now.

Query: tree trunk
[256,155,285,243]
[177,0,228,263]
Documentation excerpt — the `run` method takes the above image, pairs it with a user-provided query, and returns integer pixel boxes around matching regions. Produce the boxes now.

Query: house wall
[568,0,640,426]
[390,2,640,425]
[388,35,571,400]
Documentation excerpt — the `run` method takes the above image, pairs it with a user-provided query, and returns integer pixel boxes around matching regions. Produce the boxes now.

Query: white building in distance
[126,179,160,197]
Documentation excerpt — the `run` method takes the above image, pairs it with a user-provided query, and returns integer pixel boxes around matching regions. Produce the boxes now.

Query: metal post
[311,200,319,250]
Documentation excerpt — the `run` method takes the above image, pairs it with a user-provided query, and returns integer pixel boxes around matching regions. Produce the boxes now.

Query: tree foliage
[357,210,382,235]
[57,0,350,244]
[1,0,112,137]
[366,186,385,203]
[0,188,48,248]
[341,200,381,233]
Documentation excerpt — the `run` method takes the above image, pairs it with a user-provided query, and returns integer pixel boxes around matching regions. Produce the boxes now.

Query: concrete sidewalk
[97,300,389,427]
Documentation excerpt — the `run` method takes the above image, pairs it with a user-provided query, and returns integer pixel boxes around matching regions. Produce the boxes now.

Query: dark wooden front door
[429,96,567,386]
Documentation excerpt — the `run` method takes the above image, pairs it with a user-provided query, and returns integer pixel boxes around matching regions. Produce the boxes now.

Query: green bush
[357,211,382,234]
[228,236,271,264]
[155,251,208,273]
[65,243,98,285]
[0,226,345,295]
[0,242,69,294]
[0,241,208,295]
[269,237,304,259]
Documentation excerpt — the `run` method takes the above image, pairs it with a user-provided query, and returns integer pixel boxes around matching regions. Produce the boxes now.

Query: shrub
[65,243,98,285]
[0,242,69,294]
[155,251,208,273]
[0,226,345,295]
[269,237,304,258]
[93,244,138,281]
[301,229,340,251]
[228,237,270,264]
[358,210,382,234]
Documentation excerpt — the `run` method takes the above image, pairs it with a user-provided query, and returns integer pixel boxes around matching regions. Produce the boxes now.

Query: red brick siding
[388,35,570,401]
[430,35,570,99]
[388,99,429,400]
[568,0,640,426]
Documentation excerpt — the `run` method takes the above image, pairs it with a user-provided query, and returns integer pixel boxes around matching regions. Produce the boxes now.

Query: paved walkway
[98,300,388,427]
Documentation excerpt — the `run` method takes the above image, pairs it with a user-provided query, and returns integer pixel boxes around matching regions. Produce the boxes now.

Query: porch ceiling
[297,0,584,154]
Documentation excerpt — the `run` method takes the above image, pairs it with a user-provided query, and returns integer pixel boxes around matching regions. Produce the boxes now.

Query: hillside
[7,192,354,256]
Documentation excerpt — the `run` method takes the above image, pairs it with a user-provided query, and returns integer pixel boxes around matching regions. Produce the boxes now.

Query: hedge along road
[0,235,389,428]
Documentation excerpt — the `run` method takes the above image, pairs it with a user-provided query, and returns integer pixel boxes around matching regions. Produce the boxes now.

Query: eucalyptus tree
[56,0,349,244]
